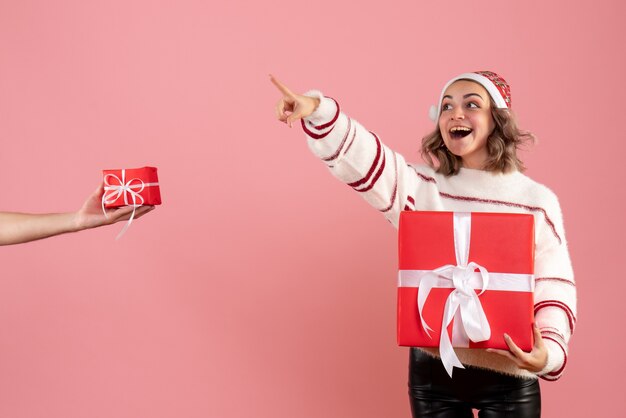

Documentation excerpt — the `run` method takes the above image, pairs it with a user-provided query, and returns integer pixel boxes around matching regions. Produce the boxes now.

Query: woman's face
[438,80,496,169]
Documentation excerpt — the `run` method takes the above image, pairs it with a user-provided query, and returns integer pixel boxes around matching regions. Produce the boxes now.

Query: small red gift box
[398,211,535,374]
[102,166,161,208]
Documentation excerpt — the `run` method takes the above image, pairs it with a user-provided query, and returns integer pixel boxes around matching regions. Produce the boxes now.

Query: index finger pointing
[270,74,296,98]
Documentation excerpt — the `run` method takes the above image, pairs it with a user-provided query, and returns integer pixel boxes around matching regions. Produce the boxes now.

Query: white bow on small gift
[101,169,158,239]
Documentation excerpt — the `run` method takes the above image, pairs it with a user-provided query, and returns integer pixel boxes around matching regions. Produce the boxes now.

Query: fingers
[270,75,314,128]
[276,97,302,127]
[83,183,104,205]
[285,104,305,128]
[108,205,135,221]
[486,330,547,373]
[486,345,528,370]
[270,74,296,98]
[286,113,297,128]
[503,333,525,359]
[93,182,105,197]
[110,205,155,222]
[486,348,519,364]
[275,98,290,123]
[487,334,527,367]
[134,206,155,219]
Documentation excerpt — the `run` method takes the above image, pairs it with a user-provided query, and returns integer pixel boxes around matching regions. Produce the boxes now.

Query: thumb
[87,182,105,201]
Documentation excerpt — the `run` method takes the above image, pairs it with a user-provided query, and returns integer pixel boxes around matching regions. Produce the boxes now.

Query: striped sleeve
[532,192,576,381]
[301,91,438,227]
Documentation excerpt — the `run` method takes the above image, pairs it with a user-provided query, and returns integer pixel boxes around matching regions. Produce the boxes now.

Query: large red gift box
[102,166,162,208]
[398,211,535,360]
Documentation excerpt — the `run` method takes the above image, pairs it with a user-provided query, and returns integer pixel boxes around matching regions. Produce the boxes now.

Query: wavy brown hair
[420,98,535,176]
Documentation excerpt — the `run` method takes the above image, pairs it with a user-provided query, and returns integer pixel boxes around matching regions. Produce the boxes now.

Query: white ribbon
[416,261,491,376]
[101,169,159,240]
[411,213,492,376]
[398,271,533,292]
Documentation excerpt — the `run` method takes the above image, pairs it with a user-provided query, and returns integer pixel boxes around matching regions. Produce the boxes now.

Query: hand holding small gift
[486,325,548,373]
[75,182,155,230]
[0,182,155,246]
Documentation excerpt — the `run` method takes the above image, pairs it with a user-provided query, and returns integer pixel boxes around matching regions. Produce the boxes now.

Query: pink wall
[1,0,623,416]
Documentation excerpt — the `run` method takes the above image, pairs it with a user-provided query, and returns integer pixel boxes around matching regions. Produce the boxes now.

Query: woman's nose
[451,107,465,119]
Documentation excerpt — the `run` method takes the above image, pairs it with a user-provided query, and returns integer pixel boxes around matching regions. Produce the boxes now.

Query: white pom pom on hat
[429,71,512,122]
[428,105,438,122]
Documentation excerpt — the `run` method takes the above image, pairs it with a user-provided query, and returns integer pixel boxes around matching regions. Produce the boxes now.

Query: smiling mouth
[450,126,472,139]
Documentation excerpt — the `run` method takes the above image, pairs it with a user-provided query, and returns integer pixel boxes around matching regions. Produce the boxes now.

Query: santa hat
[429,71,511,122]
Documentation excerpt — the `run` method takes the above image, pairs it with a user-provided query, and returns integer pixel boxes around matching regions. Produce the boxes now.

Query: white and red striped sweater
[301,91,576,381]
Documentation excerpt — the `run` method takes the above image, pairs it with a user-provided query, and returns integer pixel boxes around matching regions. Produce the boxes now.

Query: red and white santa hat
[429,71,512,121]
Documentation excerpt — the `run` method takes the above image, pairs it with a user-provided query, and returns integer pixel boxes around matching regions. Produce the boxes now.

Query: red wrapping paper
[102,166,162,208]
[397,211,535,351]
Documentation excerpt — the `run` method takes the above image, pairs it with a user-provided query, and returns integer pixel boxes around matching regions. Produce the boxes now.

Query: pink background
[0,1,623,417]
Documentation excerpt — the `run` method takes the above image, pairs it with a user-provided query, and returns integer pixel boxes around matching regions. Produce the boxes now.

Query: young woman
[0,183,154,245]
[271,71,576,417]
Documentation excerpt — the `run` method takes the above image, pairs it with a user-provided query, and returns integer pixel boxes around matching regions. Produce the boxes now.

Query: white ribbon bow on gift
[101,169,158,240]
[417,212,491,377]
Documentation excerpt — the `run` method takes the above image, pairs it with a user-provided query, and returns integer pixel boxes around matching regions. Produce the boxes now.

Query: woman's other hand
[486,325,548,373]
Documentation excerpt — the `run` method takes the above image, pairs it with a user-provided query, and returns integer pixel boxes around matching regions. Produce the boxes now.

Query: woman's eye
[441,103,452,111]
[467,102,479,109]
